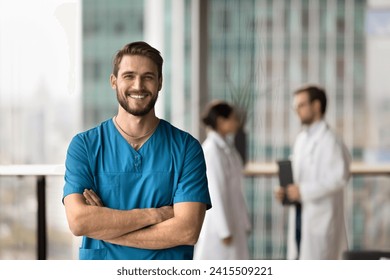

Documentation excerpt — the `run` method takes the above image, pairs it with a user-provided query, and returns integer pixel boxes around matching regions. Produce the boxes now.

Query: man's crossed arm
[64,189,206,249]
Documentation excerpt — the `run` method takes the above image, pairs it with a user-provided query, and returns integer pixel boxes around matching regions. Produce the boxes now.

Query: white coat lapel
[293,121,328,182]
[305,121,328,158]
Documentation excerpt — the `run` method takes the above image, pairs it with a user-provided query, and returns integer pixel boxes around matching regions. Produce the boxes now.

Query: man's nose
[132,76,143,90]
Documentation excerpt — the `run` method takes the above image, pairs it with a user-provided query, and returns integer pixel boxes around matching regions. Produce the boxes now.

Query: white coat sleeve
[300,136,351,202]
[204,146,232,239]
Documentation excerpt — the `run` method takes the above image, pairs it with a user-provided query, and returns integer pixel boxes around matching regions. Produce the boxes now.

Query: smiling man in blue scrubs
[63,41,211,260]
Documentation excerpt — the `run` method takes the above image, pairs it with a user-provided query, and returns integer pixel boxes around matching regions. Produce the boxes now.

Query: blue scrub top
[63,118,211,260]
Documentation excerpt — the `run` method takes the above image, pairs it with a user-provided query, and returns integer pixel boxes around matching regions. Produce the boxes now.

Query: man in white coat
[275,85,351,260]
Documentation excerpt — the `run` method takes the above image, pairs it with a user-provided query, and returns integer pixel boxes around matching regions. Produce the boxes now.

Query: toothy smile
[129,94,147,99]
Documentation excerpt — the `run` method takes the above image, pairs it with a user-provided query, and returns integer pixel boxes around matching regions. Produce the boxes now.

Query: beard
[301,118,312,125]
[299,110,316,125]
[116,89,159,116]
[300,115,315,126]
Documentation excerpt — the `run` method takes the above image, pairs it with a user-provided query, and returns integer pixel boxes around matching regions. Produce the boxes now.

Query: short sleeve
[62,134,94,202]
[173,137,211,209]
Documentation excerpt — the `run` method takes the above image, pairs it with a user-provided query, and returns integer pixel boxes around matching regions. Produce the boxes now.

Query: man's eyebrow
[121,71,157,77]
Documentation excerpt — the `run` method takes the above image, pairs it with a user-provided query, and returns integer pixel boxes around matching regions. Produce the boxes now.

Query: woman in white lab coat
[276,85,351,260]
[194,100,251,260]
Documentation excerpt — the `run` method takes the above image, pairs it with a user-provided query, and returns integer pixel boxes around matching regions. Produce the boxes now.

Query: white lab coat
[194,130,251,259]
[287,120,351,260]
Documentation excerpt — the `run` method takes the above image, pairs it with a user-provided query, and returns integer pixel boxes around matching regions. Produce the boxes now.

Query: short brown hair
[112,41,163,78]
[294,84,327,116]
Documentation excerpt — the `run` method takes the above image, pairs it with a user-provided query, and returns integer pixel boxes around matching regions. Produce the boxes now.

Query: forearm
[64,194,169,240]
[106,217,192,249]
[105,202,206,249]
[78,207,164,240]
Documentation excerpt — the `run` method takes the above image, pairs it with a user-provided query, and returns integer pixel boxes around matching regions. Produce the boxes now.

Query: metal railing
[0,164,65,260]
[0,162,389,259]
[244,161,390,177]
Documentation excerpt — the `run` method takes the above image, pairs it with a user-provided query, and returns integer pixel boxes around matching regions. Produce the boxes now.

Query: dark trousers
[295,203,302,259]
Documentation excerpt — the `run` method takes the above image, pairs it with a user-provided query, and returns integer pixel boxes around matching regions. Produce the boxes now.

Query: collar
[303,119,327,138]
[207,130,233,153]
[302,119,329,149]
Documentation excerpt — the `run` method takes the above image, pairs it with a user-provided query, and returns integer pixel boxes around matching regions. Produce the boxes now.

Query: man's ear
[110,74,117,89]
[313,100,322,115]
[158,76,163,91]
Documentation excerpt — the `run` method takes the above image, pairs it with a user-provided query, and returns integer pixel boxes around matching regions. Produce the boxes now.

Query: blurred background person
[194,100,251,260]
[275,85,351,260]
